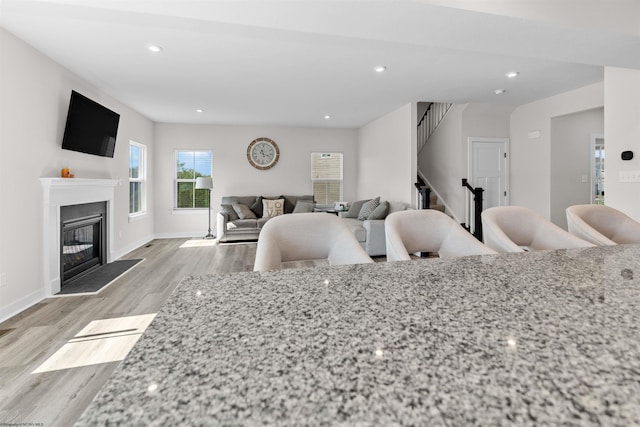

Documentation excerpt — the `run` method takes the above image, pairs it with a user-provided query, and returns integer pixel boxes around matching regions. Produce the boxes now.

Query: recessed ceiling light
[494,89,506,95]
[324,115,331,119]
[196,109,204,113]
[147,45,163,53]
[374,65,387,73]
[506,71,519,78]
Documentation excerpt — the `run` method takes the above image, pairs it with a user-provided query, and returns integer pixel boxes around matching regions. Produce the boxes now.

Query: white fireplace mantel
[41,178,120,296]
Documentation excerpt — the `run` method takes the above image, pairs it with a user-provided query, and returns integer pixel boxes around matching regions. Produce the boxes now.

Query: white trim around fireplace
[41,178,120,296]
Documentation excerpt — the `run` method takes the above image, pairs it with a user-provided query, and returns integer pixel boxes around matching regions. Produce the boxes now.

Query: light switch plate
[619,170,640,182]
[527,130,541,139]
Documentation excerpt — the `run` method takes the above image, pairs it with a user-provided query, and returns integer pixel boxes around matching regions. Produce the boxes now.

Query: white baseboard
[153,231,209,240]
[110,235,155,261]
[0,288,47,324]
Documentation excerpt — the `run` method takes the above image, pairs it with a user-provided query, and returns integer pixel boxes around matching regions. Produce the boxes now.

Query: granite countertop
[77,245,640,426]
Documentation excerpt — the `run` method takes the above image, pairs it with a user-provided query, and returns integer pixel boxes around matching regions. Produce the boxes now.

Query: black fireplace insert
[60,202,107,285]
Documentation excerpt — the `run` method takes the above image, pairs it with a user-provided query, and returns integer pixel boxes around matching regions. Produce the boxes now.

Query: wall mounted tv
[61,90,120,158]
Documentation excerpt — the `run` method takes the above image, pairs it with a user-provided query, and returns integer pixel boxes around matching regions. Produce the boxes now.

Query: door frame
[467,137,510,227]
[590,133,604,205]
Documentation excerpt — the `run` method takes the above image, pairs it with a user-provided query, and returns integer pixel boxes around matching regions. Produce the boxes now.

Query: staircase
[415,102,484,240]
[415,102,451,214]
[417,102,452,153]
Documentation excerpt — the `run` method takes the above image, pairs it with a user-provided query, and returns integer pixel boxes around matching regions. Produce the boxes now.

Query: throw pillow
[219,204,239,221]
[263,198,284,218]
[232,203,257,219]
[367,200,389,220]
[279,195,298,214]
[344,199,371,218]
[388,201,409,213]
[292,200,316,213]
[250,196,264,217]
[222,196,258,208]
[358,196,380,220]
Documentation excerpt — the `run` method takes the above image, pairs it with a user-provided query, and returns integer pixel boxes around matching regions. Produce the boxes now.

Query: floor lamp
[195,177,215,239]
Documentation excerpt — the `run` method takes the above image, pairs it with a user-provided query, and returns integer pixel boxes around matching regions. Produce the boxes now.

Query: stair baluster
[417,102,452,152]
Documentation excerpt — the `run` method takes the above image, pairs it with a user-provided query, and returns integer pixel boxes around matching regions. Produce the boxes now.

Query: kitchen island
[77,245,640,426]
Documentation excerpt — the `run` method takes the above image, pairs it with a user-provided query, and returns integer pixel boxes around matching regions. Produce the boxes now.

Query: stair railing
[414,182,432,209]
[417,102,452,152]
[461,178,484,241]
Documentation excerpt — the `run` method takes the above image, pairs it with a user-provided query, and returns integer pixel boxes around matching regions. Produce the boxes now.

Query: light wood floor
[0,238,258,426]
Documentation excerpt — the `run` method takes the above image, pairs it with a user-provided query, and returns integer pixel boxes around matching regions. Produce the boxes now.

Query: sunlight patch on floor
[179,239,218,248]
[32,313,156,373]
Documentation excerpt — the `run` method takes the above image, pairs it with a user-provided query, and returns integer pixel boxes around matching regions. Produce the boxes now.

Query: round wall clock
[247,137,280,170]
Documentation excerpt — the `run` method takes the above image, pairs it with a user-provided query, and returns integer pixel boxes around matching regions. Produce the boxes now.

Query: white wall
[418,103,512,222]
[357,103,416,206]
[604,67,640,221]
[0,28,155,321]
[153,124,358,237]
[509,82,604,218]
[461,103,513,139]
[550,108,604,229]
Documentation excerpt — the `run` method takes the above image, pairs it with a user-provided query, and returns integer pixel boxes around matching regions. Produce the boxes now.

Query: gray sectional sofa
[216,194,411,257]
[216,195,315,242]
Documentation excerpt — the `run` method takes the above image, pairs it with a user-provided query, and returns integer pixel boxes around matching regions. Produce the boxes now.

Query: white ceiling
[1,0,639,128]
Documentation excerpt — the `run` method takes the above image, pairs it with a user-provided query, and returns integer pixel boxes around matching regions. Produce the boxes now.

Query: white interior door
[468,137,509,219]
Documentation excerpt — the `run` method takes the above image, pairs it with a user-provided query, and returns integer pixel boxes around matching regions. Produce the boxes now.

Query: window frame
[311,152,344,209]
[174,149,213,210]
[129,141,147,218]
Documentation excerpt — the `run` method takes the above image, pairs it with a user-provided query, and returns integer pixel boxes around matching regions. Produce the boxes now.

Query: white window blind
[311,152,343,207]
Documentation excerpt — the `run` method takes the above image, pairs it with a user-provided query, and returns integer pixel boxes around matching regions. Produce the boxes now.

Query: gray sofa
[216,195,315,242]
[339,200,412,256]
[217,195,412,257]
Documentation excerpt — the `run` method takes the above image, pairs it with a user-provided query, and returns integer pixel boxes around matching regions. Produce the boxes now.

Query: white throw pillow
[263,198,284,218]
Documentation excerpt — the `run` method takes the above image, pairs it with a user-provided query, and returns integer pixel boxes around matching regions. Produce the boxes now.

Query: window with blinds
[311,152,343,207]
[175,150,213,209]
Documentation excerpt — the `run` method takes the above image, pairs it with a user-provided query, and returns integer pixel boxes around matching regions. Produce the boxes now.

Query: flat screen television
[61,90,120,158]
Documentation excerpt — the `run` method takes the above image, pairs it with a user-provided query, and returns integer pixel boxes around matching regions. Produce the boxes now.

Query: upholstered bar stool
[566,204,640,245]
[253,212,374,272]
[385,209,497,261]
[481,206,594,253]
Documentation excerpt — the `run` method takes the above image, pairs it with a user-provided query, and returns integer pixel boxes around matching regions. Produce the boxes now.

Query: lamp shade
[195,177,213,190]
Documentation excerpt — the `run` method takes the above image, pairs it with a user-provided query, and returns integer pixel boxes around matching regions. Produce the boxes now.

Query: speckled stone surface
[77,245,640,426]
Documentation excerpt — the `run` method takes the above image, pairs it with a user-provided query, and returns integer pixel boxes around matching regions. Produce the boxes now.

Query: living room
[2,1,639,325]
[2,1,640,424]
[2,0,640,318]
